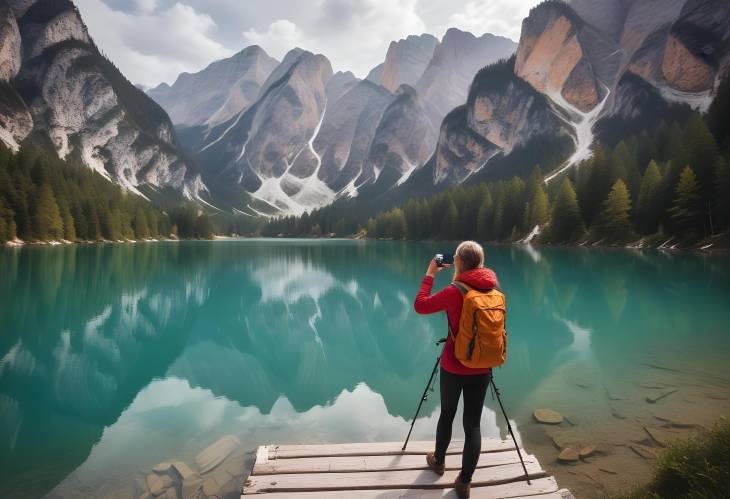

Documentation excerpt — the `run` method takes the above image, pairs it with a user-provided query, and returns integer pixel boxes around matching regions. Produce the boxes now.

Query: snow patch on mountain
[658,86,714,113]
[183,175,219,211]
[250,103,336,215]
[0,127,20,151]
[544,85,611,183]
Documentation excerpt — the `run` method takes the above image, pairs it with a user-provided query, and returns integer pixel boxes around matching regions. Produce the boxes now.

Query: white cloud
[444,0,538,42]
[77,0,541,86]
[242,19,309,61]
[134,0,157,13]
[309,0,426,77]
[76,0,232,86]
[241,0,428,78]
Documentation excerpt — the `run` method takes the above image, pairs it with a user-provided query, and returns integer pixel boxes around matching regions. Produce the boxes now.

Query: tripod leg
[402,355,441,451]
[491,377,531,485]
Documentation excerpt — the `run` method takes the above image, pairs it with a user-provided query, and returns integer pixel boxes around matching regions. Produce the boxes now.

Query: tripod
[402,339,444,451]
[402,346,530,485]
[490,376,531,485]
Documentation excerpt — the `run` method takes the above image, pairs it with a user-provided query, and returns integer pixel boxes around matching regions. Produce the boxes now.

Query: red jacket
[414,268,499,375]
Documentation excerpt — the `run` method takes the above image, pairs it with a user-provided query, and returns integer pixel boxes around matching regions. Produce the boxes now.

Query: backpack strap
[452,281,495,294]
[451,281,469,295]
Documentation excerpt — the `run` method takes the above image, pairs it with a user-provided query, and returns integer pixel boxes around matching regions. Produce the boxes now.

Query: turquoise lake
[1,239,729,498]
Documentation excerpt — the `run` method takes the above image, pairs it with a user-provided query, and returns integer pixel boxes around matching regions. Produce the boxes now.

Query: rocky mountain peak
[148,44,278,127]
[0,2,21,81]
[515,1,603,112]
[0,0,206,201]
[379,33,439,92]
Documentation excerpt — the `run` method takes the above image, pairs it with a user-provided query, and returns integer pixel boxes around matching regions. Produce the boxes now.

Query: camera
[435,253,453,267]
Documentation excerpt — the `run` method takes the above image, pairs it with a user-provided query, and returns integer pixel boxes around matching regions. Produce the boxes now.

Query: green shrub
[619,419,730,498]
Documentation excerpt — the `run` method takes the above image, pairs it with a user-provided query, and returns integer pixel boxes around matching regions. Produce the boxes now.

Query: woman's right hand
[426,258,450,277]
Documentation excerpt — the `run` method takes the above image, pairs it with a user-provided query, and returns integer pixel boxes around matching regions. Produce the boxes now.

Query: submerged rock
[630,443,658,460]
[534,408,564,424]
[146,472,173,495]
[181,477,203,499]
[646,389,678,403]
[160,488,180,499]
[558,447,580,462]
[579,445,597,458]
[196,435,242,474]
[172,461,196,480]
[644,426,685,447]
[152,462,174,474]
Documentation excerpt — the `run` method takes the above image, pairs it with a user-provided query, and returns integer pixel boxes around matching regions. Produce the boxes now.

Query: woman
[413,240,498,499]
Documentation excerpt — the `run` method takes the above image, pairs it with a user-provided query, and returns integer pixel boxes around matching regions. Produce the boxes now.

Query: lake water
[1,239,729,498]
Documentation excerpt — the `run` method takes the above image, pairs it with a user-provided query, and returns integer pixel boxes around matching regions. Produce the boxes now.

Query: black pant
[434,367,491,482]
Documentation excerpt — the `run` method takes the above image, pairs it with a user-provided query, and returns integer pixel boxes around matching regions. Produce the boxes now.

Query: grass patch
[619,419,730,498]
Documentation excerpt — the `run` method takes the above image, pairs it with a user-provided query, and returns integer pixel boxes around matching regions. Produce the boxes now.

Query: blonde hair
[454,240,484,278]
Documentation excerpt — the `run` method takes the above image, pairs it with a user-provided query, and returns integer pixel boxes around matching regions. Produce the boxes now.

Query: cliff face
[0,2,31,151]
[378,34,439,92]
[519,0,729,117]
[624,0,730,101]
[432,58,572,184]
[0,0,205,200]
[147,46,278,127]
[514,4,605,112]
[198,49,334,214]
[314,80,392,192]
[0,3,21,81]
[415,28,517,132]
[362,84,437,187]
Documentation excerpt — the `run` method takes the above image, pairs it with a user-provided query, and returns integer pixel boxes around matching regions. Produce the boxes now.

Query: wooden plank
[268,439,515,459]
[243,460,545,494]
[241,476,558,498]
[520,489,575,499]
[254,450,536,475]
[256,446,269,466]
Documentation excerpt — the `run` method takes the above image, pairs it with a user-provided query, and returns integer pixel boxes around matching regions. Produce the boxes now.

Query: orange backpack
[449,281,507,368]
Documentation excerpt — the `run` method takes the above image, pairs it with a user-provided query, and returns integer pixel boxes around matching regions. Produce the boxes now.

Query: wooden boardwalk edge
[243,441,573,498]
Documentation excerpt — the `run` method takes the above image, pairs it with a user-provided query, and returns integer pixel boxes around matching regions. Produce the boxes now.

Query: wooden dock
[243,438,573,498]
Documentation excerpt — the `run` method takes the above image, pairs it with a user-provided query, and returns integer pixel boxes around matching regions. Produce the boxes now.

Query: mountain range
[0,0,214,206]
[0,0,728,217]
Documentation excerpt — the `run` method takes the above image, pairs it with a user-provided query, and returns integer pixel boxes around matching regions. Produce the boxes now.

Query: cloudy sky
[76,0,541,88]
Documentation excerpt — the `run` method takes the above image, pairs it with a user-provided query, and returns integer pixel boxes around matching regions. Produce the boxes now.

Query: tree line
[366,114,729,245]
[0,145,215,243]
[263,76,730,247]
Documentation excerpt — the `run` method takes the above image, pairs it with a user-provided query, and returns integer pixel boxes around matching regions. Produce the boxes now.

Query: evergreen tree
[33,183,64,240]
[194,213,214,239]
[85,202,102,240]
[706,73,730,148]
[391,208,407,239]
[669,166,703,237]
[714,157,730,230]
[134,208,150,239]
[547,178,584,242]
[442,195,458,239]
[520,202,531,235]
[595,179,633,242]
[663,121,689,167]
[683,116,720,200]
[577,146,612,226]
[636,159,663,234]
[60,202,76,241]
[476,190,493,241]
[0,196,16,242]
[609,141,632,184]
[366,218,376,236]
[529,183,549,228]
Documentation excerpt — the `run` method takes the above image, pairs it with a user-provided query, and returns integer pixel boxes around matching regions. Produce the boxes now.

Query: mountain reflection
[1,240,729,499]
